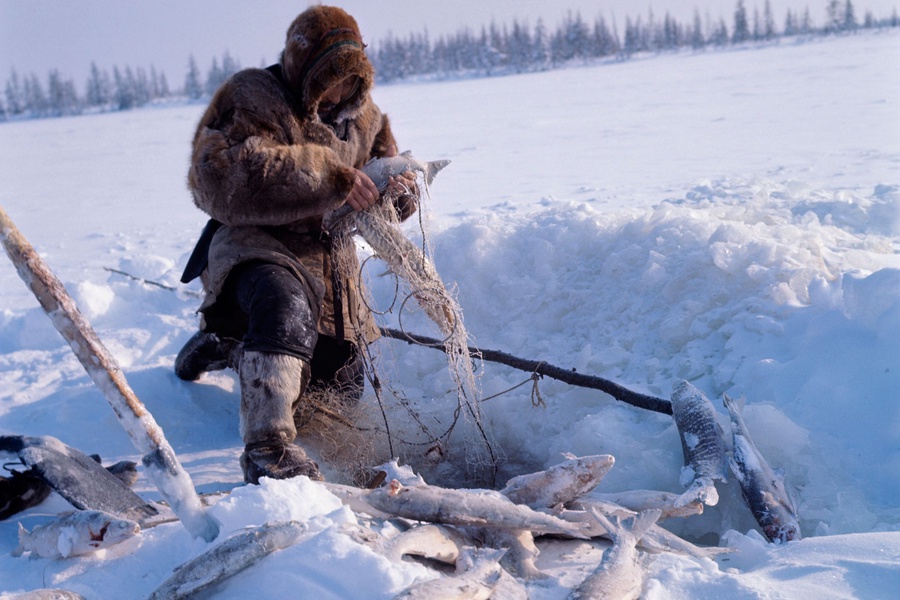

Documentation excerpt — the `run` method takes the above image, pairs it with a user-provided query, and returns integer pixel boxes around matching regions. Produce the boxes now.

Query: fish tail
[722,393,746,416]
[631,509,662,540]
[675,477,720,507]
[424,160,451,186]
[589,508,660,545]
[12,522,27,556]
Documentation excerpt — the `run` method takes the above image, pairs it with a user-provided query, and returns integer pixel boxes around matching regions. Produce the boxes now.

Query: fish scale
[670,381,728,507]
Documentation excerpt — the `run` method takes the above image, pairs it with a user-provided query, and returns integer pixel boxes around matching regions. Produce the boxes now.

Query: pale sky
[1,1,896,91]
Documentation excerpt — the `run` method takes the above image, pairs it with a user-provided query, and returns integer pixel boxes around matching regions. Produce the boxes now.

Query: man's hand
[345,169,380,212]
[386,171,417,196]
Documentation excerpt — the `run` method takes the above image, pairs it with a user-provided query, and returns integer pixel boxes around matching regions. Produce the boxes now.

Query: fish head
[760,489,801,543]
[93,517,141,547]
[387,479,404,496]
[581,454,615,481]
[456,545,506,574]
[765,519,801,543]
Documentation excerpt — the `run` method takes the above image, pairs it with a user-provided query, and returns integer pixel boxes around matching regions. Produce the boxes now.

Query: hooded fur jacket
[189,6,403,346]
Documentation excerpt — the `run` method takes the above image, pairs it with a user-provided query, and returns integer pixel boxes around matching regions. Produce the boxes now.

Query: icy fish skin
[500,454,615,509]
[365,480,588,538]
[146,520,308,600]
[393,546,526,600]
[385,523,468,565]
[362,150,450,192]
[568,509,660,600]
[670,380,728,506]
[12,509,140,559]
[588,489,704,520]
[723,394,801,543]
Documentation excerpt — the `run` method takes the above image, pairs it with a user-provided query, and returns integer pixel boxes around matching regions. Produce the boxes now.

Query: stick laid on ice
[0,205,219,542]
[379,327,674,415]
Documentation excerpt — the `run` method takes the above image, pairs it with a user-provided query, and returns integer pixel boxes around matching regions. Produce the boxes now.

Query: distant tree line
[1,1,897,122]
[1,51,241,121]
[370,0,898,82]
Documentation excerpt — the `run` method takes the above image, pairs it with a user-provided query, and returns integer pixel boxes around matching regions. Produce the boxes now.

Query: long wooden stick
[380,327,673,415]
[0,206,219,541]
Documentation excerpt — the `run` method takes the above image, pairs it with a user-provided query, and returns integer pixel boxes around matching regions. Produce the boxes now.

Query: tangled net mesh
[326,184,503,487]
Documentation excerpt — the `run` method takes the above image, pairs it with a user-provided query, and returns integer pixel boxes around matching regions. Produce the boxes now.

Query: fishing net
[327,182,502,486]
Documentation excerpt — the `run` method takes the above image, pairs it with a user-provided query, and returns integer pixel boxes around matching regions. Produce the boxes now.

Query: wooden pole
[0,205,219,541]
[380,327,673,415]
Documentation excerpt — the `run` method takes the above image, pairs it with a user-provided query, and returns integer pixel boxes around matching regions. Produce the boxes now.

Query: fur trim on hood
[282,5,374,123]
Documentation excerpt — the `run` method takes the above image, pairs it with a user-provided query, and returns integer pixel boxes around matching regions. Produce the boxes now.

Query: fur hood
[281,5,374,123]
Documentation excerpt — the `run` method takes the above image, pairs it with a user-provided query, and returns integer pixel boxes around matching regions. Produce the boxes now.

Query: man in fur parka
[174,6,418,484]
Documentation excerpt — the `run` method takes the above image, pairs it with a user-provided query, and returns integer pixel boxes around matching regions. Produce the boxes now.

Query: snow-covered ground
[1,30,898,599]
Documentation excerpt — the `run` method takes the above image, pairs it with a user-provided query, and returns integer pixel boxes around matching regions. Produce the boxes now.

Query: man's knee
[234,263,319,361]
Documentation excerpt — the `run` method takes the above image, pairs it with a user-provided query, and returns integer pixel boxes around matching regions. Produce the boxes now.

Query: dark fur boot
[174,331,239,381]
[240,440,322,484]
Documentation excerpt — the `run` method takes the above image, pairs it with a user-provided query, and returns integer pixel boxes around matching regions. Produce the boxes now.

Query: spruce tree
[801,7,815,33]
[85,62,111,108]
[690,10,706,50]
[784,9,798,36]
[826,0,843,32]
[113,67,131,110]
[532,18,551,69]
[25,73,48,117]
[711,18,730,46]
[47,69,66,116]
[184,55,203,100]
[843,0,858,31]
[733,0,751,44]
[205,57,223,96]
[623,17,639,56]
[764,1,777,39]
[5,70,25,115]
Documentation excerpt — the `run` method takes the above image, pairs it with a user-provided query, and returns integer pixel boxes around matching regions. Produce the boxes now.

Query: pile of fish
[322,458,722,599]
[1,379,801,598]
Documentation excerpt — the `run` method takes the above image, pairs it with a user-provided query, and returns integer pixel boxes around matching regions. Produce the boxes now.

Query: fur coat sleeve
[188,68,388,228]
